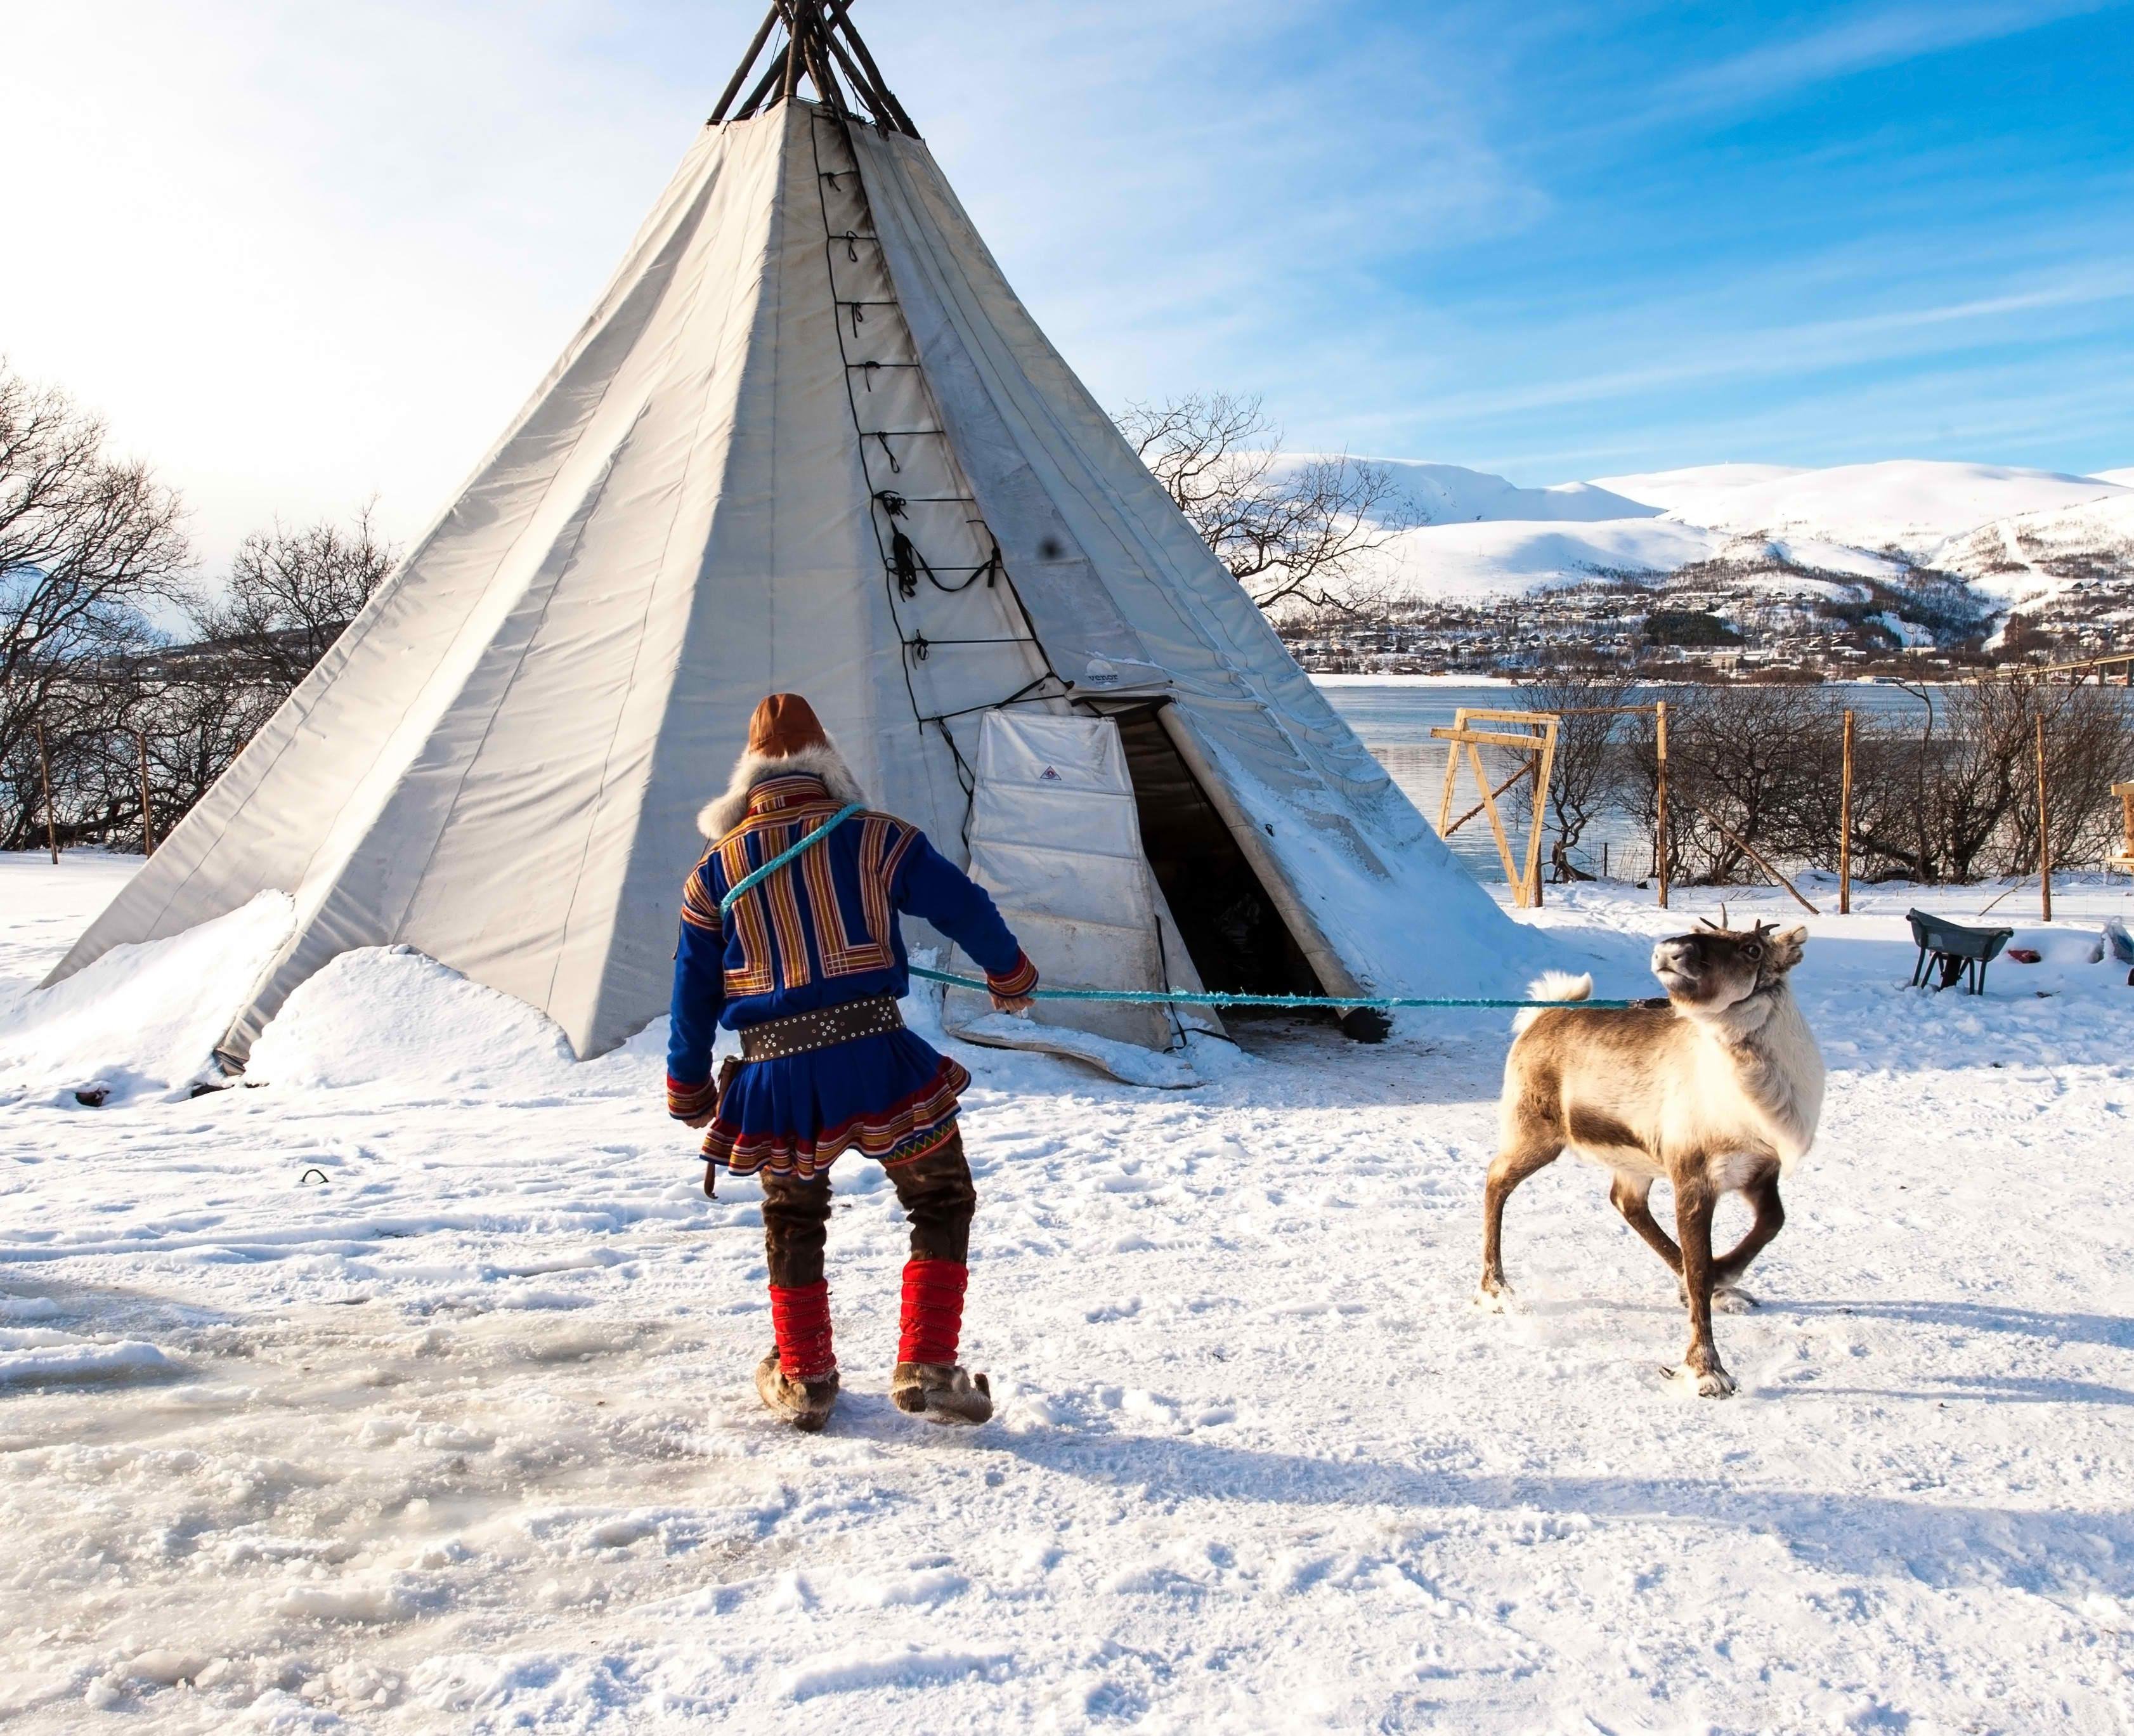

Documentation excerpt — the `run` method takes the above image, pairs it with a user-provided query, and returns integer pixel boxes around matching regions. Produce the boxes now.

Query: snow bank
[246,946,580,1093]
[0,889,292,1105]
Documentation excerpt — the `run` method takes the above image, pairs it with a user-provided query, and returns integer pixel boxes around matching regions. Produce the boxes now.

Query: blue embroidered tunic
[666,773,1039,1178]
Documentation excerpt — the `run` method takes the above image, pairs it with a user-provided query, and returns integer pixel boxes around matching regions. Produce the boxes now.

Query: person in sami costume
[667,694,1039,1431]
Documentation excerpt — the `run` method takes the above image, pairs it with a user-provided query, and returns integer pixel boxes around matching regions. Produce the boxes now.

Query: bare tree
[1516,665,1639,880]
[1,360,192,849]
[192,504,396,693]
[1623,683,1845,886]
[1117,391,1415,615]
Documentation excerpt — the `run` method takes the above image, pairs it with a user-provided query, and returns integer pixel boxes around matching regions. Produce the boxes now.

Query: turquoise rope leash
[717,802,864,913]
[908,963,1637,1014]
[712,802,1635,1012]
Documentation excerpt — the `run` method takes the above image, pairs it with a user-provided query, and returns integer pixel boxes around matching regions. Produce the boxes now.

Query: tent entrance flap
[1109,704,1326,1008]
[949,710,1213,1052]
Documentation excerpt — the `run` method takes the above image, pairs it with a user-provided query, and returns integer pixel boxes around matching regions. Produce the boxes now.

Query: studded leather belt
[738,994,904,1062]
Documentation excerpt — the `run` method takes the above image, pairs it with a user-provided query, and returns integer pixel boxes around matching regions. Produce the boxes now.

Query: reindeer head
[1651,917,1807,1013]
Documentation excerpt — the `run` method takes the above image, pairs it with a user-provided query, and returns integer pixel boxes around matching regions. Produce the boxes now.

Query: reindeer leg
[1608,1174,1682,1277]
[1670,1171,1734,1397]
[1710,1165,1785,1305]
[1479,1137,1559,1304]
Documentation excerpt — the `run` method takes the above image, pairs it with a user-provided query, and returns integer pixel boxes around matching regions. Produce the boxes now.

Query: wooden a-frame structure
[1431,709,1559,910]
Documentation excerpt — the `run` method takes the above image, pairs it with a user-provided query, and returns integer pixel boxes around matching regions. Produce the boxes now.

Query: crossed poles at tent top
[709,1,919,137]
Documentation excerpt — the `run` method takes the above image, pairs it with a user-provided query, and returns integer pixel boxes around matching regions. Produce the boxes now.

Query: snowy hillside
[1934,491,2134,605]
[4,855,2134,1728]
[1363,518,1724,599]
[1329,456,2133,617]
[1272,455,1659,528]
[1591,460,2128,561]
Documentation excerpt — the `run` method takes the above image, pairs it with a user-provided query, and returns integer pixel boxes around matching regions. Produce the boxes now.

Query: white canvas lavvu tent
[44,4,1545,1068]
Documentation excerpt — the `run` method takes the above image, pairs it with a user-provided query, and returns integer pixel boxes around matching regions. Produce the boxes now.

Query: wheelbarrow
[1906,909,2013,996]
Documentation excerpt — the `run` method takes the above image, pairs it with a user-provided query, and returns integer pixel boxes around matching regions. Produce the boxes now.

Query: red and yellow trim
[667,1073,720,1119]
[986,950,1039,999]
[703,1057,970,1180]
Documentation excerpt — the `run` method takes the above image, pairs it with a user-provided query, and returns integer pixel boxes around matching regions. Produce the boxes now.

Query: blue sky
[4,1,2129,559]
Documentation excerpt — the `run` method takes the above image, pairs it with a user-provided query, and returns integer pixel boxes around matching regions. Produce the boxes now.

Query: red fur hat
[746,693,830,760]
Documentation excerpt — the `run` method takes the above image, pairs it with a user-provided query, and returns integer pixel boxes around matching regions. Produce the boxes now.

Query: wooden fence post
[1838,708,1854,916]
[138,729,157,855]
[1654,700,1670,910]
[35,719,59,865]
[2036,713,2052,923]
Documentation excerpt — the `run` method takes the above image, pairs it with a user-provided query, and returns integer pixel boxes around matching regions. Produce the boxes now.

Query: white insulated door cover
[950,711,1201,1053]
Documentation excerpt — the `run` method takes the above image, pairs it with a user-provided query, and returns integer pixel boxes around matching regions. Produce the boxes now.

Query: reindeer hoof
[1473,1281,1514,1314]
[1663,1362,1738,1399]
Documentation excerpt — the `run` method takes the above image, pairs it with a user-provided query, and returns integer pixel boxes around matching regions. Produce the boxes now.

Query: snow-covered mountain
[1336,457,2131,611]
[1590,460,2128,561]
[1272,455,1659,528]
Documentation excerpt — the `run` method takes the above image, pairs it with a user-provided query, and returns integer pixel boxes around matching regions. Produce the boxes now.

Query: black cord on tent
[804,107,1067,845]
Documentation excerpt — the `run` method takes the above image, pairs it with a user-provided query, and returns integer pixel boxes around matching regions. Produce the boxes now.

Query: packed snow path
[2,854,2132,1731]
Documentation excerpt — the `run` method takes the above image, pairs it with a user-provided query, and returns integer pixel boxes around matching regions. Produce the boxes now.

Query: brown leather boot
[755,1350,840,1432]
[890,1361,992,1425]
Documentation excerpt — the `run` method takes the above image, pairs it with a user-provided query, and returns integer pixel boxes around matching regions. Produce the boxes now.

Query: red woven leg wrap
[898,1258,967,1366]
[769,1281,835,1381]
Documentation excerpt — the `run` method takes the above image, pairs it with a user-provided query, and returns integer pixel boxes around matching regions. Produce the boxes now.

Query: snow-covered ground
[4,852,2134,1731]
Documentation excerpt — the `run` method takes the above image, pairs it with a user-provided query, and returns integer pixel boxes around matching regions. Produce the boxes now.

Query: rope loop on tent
[908,634,930,660]
[891,528,927,596]
[873,431,900,472]
[874,489,908,518]
[908,963,1641,1014]
[841,229,864,261]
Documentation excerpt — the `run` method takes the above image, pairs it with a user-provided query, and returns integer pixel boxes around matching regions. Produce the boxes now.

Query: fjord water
[1315,679,1937,884]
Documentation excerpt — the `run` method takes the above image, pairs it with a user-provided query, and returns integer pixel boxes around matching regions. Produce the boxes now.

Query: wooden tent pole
[138,728,157,855]
[2036,713,2053,923]
[1838,708,1854,915]
[780,0,804,102]
[36,719,58,865]
[732,34,793,119]
[816,10,892,122]
[708,5,783,123]
[1654,700,1670,910]
[824,0,920,135]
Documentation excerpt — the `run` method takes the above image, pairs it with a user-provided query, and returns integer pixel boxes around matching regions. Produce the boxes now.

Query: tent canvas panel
[42,84,1543,1072]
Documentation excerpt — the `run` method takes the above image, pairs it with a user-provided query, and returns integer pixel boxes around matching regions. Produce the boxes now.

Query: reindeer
[1479,918,1824,1397]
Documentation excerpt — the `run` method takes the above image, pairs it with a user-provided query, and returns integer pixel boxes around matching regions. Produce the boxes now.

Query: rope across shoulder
[719,803,865,914]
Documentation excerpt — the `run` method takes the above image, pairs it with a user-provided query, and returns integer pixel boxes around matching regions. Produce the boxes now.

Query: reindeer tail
[1512,970,1592,1035]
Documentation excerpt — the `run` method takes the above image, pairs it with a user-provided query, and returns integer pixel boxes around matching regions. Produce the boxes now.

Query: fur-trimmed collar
[697,740,869,840]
